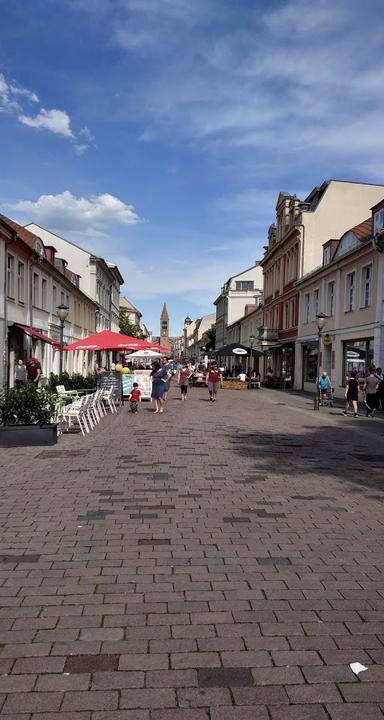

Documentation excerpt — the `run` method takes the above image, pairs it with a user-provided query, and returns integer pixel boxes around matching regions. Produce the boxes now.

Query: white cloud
[18,108,74,138]
[7,191,140,233]
[0,73,39,113]
[1,72,94,150]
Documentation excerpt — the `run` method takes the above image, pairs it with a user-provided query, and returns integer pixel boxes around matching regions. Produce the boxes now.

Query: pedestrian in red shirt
[129,383,141,414]
[206,362,223,402]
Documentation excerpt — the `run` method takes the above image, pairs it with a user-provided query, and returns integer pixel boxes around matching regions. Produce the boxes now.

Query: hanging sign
[232,348,248,355]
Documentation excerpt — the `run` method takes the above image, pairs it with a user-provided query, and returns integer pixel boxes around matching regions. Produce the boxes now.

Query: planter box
[222,380,248,390]
[0,424,58,448]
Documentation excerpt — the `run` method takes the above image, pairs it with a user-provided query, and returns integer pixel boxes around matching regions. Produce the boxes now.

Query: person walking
[129,382,141,414]
[178,363,191,401]
[344,369,359,417]
[364,369,379,417]
[161,357,173,403]
[375,367,384,411]
[206,361,223,402]
[26,357,41,386]
[15,359,27,389]
[150,360,168,414]
[318,371,332,406]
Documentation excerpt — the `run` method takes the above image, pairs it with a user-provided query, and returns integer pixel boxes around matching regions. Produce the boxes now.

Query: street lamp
[314,312,327,410]
[57,304,69,375]
[248,334,255,389]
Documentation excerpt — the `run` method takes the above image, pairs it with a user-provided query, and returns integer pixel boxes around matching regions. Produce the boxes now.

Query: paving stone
[64,654,119,673]
[197,667,254,687]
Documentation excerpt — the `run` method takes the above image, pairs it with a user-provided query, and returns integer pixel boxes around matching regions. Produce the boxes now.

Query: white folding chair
[61,396,90,436]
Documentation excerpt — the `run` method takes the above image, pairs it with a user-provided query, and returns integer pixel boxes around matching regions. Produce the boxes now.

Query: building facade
[0,215,98,387]
[184,313,216,360]
[25,224,124,332]
[214,263,263,350]
[295,210,384,396]
[260,180,384,383]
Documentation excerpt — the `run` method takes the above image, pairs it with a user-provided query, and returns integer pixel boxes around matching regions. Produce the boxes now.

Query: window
[361,265,372,308]
[235,281,254,291]
[323,246,331,265]
[284,302,289,329]
[7,255,15,298]
[17,261,24,303]
[345,271,355,312]
[303,345,318,383]
[327,281,335,317]
[60,291,65,305]
[313,289,319,319]
[304,293,310,324]
[343,338,374,378]
[53,285,57,312]
[41,278,47,310]
[290,299,296,327]
[33,273,39,306]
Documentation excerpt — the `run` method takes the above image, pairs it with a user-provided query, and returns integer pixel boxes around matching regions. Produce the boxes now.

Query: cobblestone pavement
[1,385,384,720]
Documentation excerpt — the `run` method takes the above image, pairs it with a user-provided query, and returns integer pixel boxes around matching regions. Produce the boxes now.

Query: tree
[119,310,146,339]
[201,325,216,351]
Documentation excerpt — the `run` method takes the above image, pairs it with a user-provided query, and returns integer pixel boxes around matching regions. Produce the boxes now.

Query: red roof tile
[0,213,44,252]
[349,217,372,241]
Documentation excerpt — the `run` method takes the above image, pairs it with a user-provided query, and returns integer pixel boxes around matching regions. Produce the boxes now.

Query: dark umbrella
[212,343,264,357]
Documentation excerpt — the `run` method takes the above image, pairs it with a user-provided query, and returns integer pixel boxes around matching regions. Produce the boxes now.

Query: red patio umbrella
[63,330,149,352]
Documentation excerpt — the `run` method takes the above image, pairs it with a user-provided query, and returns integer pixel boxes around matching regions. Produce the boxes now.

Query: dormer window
[323,246,331,265]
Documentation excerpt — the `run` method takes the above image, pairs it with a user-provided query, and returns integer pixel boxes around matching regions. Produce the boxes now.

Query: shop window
[7,254,15,298]
[303,345,318,383]
[361,265,372,308]
[343,338,374,379]
[345,271,355,312]
[17,261,25,303]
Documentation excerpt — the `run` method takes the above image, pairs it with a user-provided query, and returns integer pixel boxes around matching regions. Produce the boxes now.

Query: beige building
[214,263,263,350]
[225,304,264,374]
[119,296,142,327]
[260,180,384,383]
[185,313,216,359]
[295,216,383,396]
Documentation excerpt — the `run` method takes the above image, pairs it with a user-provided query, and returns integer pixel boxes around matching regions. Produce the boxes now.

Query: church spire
[160,303,170,348]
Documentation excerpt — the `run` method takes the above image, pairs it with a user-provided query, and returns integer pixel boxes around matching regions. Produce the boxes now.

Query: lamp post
[57,304,69,375]
[313,312,327,410]
[184,316,192,359]
[248,334,255,389]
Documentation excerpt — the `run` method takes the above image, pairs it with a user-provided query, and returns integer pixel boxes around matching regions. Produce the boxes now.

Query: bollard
[314,393,319,410]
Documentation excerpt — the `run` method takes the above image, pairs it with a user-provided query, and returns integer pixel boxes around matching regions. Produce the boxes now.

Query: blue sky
[1,0,384,335]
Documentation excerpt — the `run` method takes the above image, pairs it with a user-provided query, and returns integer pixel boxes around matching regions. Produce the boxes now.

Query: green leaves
[0,385,56,426]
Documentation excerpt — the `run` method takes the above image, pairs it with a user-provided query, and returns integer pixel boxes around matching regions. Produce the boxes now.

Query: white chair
[101,388,117,414]
[61,396,90,436]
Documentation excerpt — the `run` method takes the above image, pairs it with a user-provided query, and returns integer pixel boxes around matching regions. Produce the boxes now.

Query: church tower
[160,303,170,349]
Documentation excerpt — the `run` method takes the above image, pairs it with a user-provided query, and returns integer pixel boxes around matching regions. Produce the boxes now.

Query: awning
[14,324,61,348]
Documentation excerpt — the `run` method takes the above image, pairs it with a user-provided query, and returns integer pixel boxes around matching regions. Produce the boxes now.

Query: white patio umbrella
[127,349,163,359]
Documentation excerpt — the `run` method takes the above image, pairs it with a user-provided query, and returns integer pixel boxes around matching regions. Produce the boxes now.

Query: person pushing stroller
[317,371,333,407]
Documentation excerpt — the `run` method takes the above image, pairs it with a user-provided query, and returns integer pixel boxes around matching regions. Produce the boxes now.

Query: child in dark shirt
[129,383,141,414]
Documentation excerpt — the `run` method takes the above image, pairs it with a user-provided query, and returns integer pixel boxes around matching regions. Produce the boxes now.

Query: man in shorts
[206,362,223,402]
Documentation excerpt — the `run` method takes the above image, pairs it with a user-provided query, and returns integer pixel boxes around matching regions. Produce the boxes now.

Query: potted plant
[0,384,58,447]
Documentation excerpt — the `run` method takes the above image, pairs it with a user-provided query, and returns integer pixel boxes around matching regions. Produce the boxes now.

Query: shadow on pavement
[230,426,384,494]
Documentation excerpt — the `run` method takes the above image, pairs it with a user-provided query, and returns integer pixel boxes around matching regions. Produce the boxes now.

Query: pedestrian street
[1,386,384,719]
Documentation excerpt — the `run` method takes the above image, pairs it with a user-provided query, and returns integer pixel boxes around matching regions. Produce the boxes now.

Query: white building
[214,263,263,349]
[0,215,98,386]
[25,224,124,332]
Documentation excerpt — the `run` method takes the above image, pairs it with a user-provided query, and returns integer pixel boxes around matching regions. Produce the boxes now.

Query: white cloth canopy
[127,349,162,359]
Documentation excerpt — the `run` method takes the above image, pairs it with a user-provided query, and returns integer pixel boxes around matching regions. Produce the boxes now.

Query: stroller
[318,376,334,407]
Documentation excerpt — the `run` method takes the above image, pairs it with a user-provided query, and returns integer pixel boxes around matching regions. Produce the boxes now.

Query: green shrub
[48,372,98,391]
[0,385,56,426]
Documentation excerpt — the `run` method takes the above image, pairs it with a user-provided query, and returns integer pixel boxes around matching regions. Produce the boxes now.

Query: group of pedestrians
[14,357,42,388]
[129,356,224,415]
[344,366,384,417]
